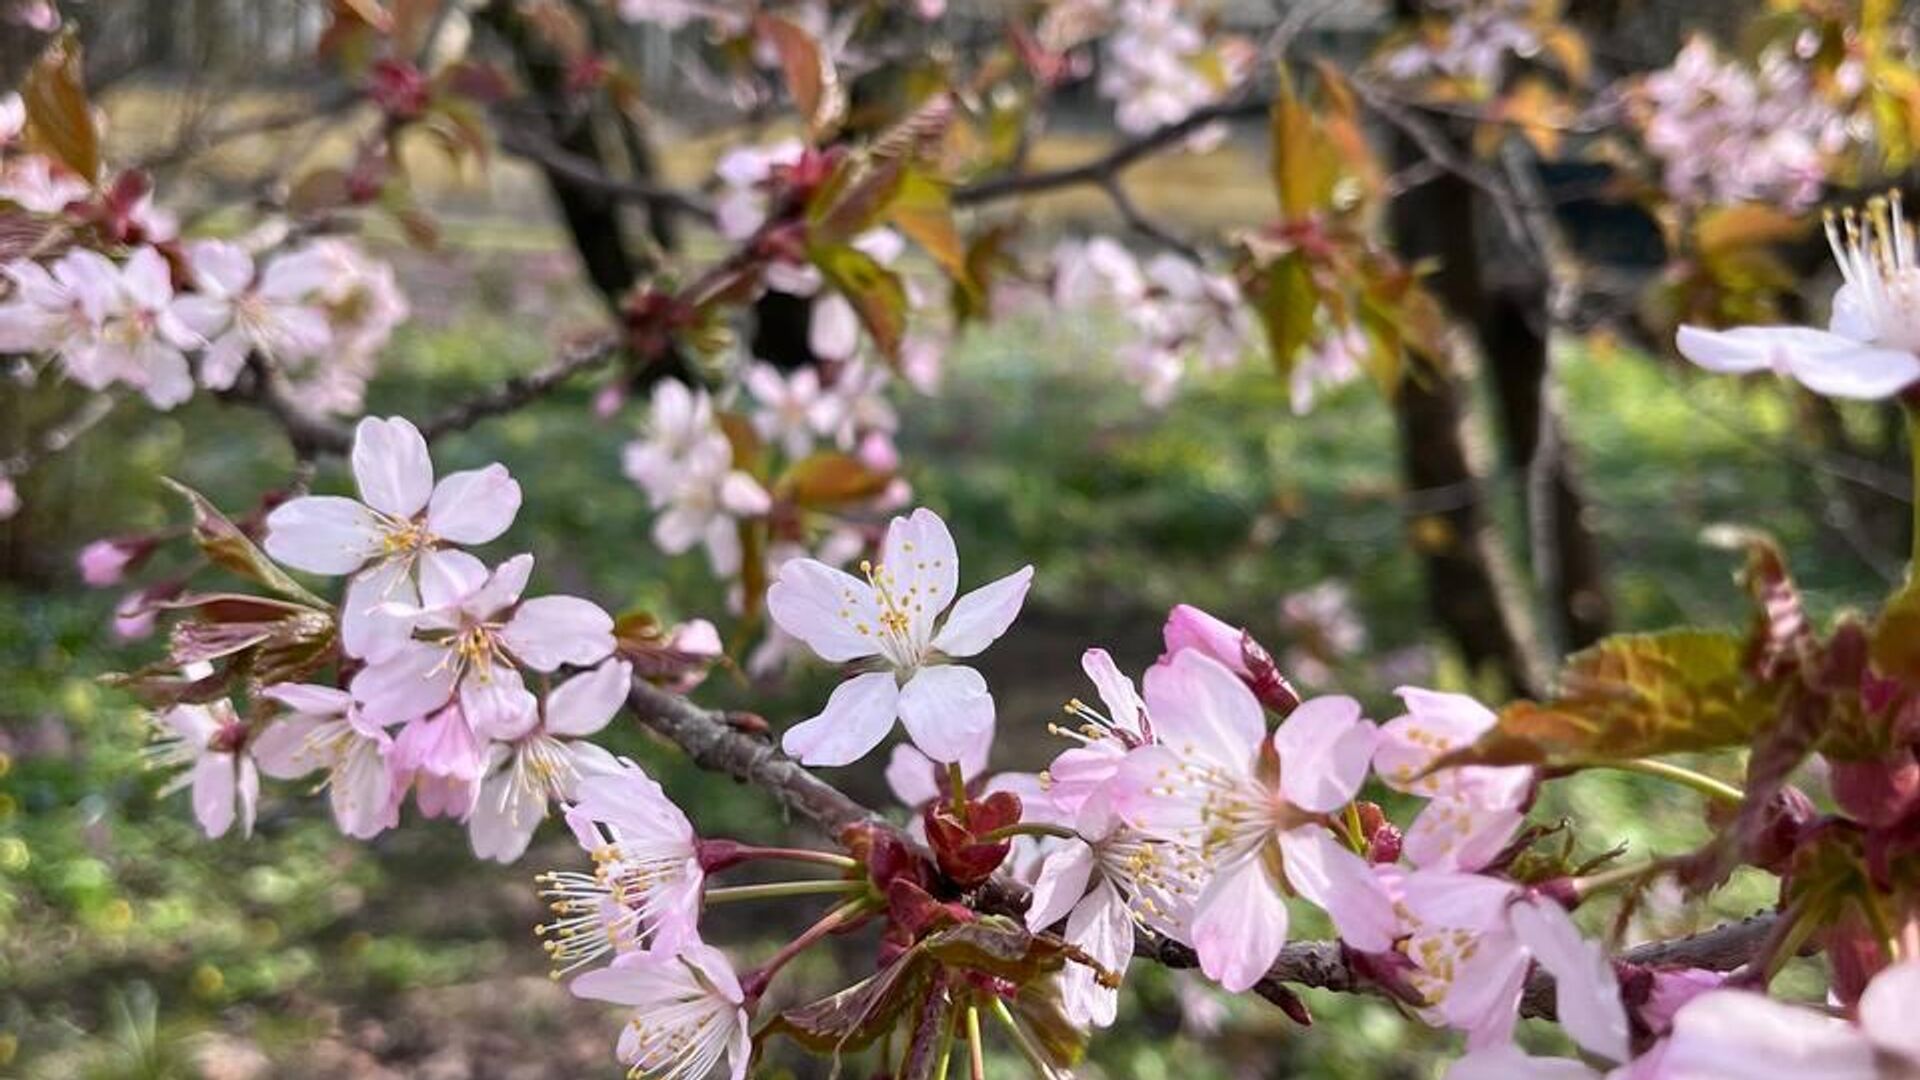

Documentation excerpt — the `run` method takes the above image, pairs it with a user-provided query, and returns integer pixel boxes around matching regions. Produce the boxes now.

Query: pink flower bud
[1639,967,1727,1033]
[1161,604,1250,676]
[78,536,151,587]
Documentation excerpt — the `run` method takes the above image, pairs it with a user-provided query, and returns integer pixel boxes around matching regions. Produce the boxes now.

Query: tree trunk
[1386,142,1548,697]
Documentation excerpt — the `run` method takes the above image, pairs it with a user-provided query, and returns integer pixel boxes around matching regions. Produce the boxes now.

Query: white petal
[881,508,960,645]
[417,548,489,612]
[1062,881,1132,1028]
[1081,647,1143,735]
[780,671,900,767]
[1188,855,1288,992]
[351,416,434,518]
[1860,961,1920,1064]
[263,496,384,575]
[252,716,328,779]
[350,640,459,725]
[426,464,522,544]
[192,752,238,838]
[341,560,419,663]
[896,665,995,765]
[1025,840,1096,932]
[931,565,1033,658]
[766,558,885,663]
[1666,989,1873,1079]
[1141,649,1264,772]
[462,666,539,741]
[1508,897,1629,1063]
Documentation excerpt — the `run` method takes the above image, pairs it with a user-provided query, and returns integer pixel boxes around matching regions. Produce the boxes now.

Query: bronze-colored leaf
[812,243,908,361]
[163,480,328,607]
[781,452,892,507]
[21,32,100,183]
[755,15,843,137]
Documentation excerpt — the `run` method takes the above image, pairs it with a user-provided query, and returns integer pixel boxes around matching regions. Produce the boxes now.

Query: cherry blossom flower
[711,138,805,243]
[252,683,399,840]
[1401,872,1629,1061]
[390,704,487,820]
[172,240,333,390]
[1043,647,1152,816]
[1277,581,1367,686]
[92,246,202,409]
[469,659,630,863]
[1112,650,1393,991]
[147,698,259,839]
[1379,0,1542,88]
[623,379,720,501]
[77,536,146,586]
[650,434,771,576]
[1676,194,1920,400]
[350,552,615,736]
[1026,787,1200,1027]
[540,762,705,972]
[288,239,408,414]
[743,361,841,458]
[767,507,1033,767]
[264,415,522,662]
[1658,959,1920,1078]
[0,153,88,213]
[0,250,115,382]
[1373,687,1533,872]
[0,476,16,521]
[571,943,751,1080]
[1097,0,1248,144]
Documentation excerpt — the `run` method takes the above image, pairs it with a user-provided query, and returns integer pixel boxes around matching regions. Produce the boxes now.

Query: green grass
[0,243,1897,1076]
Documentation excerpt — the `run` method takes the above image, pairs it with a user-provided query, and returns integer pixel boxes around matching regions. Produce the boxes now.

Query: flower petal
[896,664,995,765]
[1025,840,1096,932]
[1860,960,1920,1064]
[351,640,459,725]
[1278,826,1397,953]
[931,565,1033,658]
[1508,896,1629,1063]
[881,508,960,644]
[545,659,632,737]
[461,665,539,741]
[426,464,522,544]
[1273,695,1376,813]
[1188,855,1289,993]
[351,416,434,518]
[191,751,237,838]
[766,558,884,663]
[341,559,419,663]
[263,495,384,575]
[501,595,615,672]
[1141,649,1264,772]
[780,670,899,767]
[1081,647,1144,736]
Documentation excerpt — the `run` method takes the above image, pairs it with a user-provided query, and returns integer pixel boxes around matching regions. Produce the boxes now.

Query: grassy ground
[1,94,1899,1078]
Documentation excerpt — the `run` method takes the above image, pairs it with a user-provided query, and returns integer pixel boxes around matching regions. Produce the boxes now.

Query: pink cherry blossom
[350,552,614,736]
[91,246,202,409]
[570,943,751,1080]
[291,239,408,414]
[1657,960,1920,1079]
[744,361,842,458]
[148,698,260,839]
[0,153,88,213]
[77,536,144,586]
[390,704,488,819]
[172,240,333,390]
[264,415,522,662]
[0,92,23,145]
[1373,687,1532,872]
[469,659,630,863]
[768,507,1033,767]
[252,683,399,840]
[623,379,720,500]
[1043,647,1152,817]
[540,762,705,972]
[1111,650,1392,991]
[0,250,116,387]
[1676,195,1920,401]
[650,434,771,576]
[1401,871,1630,1061]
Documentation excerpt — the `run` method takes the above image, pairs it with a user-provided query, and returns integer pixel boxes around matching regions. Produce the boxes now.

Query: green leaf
[1255,252,1319,383]
[22,32,100,183]
[810,155,907,247]
[1436,629,1780,768]
[1269,68,1335,221]
[1871,575,1920,684]
[164,480,328,607]
[888,169,968,285]
[812,243,909,361]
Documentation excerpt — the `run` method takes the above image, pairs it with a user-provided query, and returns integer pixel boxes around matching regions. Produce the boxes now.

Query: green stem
[704,879,868,905]
[740,898,870,1002]
[725,844,859,870]
[1859,889,1900,966]
[966,1003,987,1080]
[1571,859,1663,899]
[1598,758,1746,806]
[1763,897,1822,985]
[933,1008,956,1080]
[1343,801,1367,854]
[949,760,969,822]
[990,997,1059,1079]
[981,821,1078,843]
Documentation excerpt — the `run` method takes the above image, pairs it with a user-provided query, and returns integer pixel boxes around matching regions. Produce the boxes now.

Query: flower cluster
[1378,0,1547,90]
[0,91,406,416]
[1051,236,1252,406]
[1634,37,1853,213]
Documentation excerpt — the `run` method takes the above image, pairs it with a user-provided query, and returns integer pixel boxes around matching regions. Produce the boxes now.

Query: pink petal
[1044,741,1127,817]
[1508,897,1629,1063]
[545,659,632,737]
[1788,339,1920,399]
[252,715,328,779]
[426,464,522,544]
[1445,1045,1598,1080]
[1025,840,1096,932]
[469,768,543,863]
[236,756,259,838]
[1189,855,1289,992]
[466,553,533,618]
[766,558,885,663]
[1402,870,1518,933]
[1403,799,1525,873]
[884,743,944,808]
[186,239,253,298]
[418,548,488,612]
[192,751,238,838]
[501,595,615,672]
[351,416,434,518]
[1160,603,1249,675]
[780,670,900,767]
[1860,961,1920,1064]
[1277,826,1397,953]
[1062,880,1132,1028]
[262,682,351,717]
[351,640,459,725]
[931,565,1033,658]
[1141,649,1264,772]
[461,665,539,741]
[1273,695,1376,813]
[1666,989,1872,1079]
[1081,647,1144,735]
[263,495,384,575]
[896,664,995,764]
[161,703,220,746]
[808,291,860,360]
[1673,324,1780,373]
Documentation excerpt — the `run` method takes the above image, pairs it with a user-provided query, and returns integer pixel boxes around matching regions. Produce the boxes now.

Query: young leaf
[1255,252,1319,381]
[163,480,328,607]
[812,243,909,361]
[758,953,933,1056]
[781,452,892,507]
[755,14,844,137]
[22,32,101,183]
[1435,630,1780,768]
[888,169,968,285]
